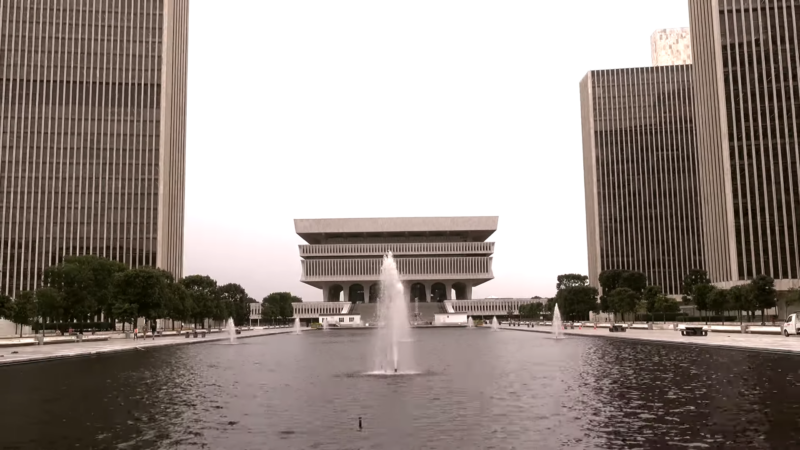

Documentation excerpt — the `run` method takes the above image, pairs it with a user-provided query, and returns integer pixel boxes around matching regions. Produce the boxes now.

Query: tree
[112,301,138,332]
[619,271,647,295]
[11,291,37,337]
[608,287,639,322]
[682,269,711,304]
[263,292,301,323]
[260,302,277,324]
[598,270,647,318]
[164,282,192,329]
[654,295,681,323]
[544,297,557,315]
[44,255,127,324]
[519,302,543,319]
[556,274,589,291]
[180,275,220,328]
[728,285,748,324]
[555,284,599,321]
[0,295,13,320]
[643,285,662,321]
[693,283,715,323]
[218,283,251,326]
[112,267,173,330]
[708,288,729,324]
[35,287,65,331]
[749,274,777,325]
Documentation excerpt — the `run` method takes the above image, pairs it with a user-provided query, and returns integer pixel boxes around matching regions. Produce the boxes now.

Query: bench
[609,324,626,332]
[681,326,707,336]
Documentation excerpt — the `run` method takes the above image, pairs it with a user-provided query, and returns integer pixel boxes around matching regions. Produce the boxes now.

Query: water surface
[2,328,800,449]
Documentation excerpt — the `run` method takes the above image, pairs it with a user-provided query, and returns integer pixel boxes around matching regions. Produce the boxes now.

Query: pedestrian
[151,322,157,341]
[134,327,138,341]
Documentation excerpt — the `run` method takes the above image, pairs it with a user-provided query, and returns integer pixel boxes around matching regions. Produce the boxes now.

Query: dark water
[2,329,800,449]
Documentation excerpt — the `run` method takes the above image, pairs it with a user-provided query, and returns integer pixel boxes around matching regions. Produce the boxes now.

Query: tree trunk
[761,308,766,325]
[19,325,23,338]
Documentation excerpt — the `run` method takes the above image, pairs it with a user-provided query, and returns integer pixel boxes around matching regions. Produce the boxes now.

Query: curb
[0,330,298,368]
[500,327,800,357]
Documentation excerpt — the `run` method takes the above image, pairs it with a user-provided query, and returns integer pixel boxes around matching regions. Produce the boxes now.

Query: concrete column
[322,284,330,302]
[466,284,473,300]
[343,284,351,303]
[424,282,433,302]
[445,283,452,300]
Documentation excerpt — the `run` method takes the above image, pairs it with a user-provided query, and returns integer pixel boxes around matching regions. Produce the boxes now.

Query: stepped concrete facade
[0,0,189,299]
[295,217,497,302]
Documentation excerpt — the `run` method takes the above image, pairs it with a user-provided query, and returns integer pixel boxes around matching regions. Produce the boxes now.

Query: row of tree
[521,269,782,324]
[0,256,259,336]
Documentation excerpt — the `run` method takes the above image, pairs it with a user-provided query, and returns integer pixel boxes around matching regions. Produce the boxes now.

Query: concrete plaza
[501,325,800,355]
[0,327,304,367]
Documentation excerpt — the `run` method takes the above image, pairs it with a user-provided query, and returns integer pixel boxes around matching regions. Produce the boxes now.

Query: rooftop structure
[651,28,693,66]
[295,217,498,302]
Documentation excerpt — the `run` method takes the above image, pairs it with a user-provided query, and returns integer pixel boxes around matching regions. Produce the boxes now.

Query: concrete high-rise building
[651,28,693,66]
[688,0,800,290]
[580,65,704,295]
[0,0,189,297]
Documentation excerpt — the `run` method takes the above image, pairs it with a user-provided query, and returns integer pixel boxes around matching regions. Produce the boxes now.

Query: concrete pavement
[502,324,800,355]
[0,327,304,367]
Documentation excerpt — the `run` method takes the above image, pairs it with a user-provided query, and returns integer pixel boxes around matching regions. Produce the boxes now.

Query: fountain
[552,304,564,339]
[293,317,301,335]
[491,316,499,331]
[466,316,474,328]
[322,320,329,331]
[372,252,413,374]
[225,317,237,344]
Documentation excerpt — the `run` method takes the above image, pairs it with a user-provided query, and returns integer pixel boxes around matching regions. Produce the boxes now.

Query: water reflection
[1,330,800,449]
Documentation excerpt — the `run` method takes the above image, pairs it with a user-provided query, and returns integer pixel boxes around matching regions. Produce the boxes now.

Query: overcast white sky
[183,0,690,302]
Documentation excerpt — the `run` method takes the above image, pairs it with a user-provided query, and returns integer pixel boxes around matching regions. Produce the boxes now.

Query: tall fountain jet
[225,317,237,344]
[293,317,301,335]
[552,304,564,339]
[491,316,499,331]
[374,252,413,373]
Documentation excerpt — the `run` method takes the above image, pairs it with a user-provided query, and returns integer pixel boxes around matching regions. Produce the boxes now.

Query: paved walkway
[0,328,304,367]
[501,325,800,355]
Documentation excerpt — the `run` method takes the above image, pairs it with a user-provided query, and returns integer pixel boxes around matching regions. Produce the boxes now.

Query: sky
[183,0,690,302]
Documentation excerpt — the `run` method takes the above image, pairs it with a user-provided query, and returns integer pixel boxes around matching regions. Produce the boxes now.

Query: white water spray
[322,319,329,331]
[491,316,499,331]
[466,316,474,328]
[225,317,237,344]
[373,252,413,374]
[293,317,301,335]
[552,304,564,339]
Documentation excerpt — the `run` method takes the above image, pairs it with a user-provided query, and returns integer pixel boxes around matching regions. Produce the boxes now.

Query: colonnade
[319,280,474,303]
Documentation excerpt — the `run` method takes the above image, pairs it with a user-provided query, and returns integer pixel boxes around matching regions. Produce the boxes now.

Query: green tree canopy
[643,285,662,319]
[180,275,220,327]
[44,255,127,322]
[693,283,715,317]
[555,284,599,321]
[219,283,251,326]
[519,302,543,319]
[35,287,65,324]
[708,288,729,318]
[682,269,711,304]
[112,267,173,324]
[0,295,13,320]
[556,274,589,291]
[608,287,639,320]
[654,295,681,322]
[749,274,777,324]
[11,291,38,337]
[263,292,301,321]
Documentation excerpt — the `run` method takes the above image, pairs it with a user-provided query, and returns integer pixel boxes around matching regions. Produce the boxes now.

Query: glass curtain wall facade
[689,0,800,289]
[0,0,188,296]
[581,65,704,295]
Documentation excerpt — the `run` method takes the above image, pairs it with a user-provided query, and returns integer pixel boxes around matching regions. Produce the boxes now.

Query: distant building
[0,0,189,298]
[688,0,800,290]
[294,217,498,302]
[651,28,693,66]
[580,65,704,295]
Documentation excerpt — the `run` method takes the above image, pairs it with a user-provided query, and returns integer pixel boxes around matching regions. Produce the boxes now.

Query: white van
[783,313,800,337]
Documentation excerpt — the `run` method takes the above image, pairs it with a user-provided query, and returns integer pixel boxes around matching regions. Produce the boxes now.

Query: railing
[444,299,541,315]
[292,302,349,318]
[300,257,494,281]
[299,242,495,257]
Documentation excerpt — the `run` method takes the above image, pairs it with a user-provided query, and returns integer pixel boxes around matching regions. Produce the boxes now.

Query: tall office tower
[0,1,189,297]
[580,65,704,295]
[688,0,800,289]
[651,28,693,66]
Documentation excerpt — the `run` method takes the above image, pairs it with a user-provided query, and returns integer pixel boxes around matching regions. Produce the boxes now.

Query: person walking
[133,327,138,341]
[151,322,157,341]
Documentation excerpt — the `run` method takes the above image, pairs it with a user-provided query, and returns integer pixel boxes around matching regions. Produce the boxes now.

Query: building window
[339,318,345,323]
[349,317,354,322]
